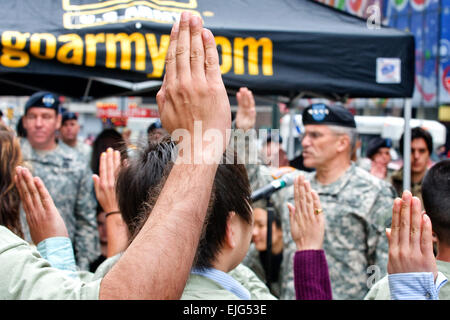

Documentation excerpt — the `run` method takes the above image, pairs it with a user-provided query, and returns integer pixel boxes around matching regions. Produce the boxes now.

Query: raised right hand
[386,190,437,280]
[156,12,231,160]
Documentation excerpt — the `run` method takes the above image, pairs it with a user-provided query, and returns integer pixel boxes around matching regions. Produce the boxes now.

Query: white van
[279,114,447,161]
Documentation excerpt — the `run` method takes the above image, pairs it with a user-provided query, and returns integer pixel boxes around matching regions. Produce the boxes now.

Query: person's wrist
[105,210,121,218]
[295,241,322,251]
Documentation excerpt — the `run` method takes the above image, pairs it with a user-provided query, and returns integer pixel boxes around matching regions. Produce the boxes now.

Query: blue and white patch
[308,104,329,122]
[42,94,55,107]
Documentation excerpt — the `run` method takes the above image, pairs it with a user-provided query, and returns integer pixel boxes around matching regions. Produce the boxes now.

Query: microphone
[251,171,300,202]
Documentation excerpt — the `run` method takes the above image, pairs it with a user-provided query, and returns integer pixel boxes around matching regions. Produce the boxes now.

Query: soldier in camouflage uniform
[20,92,99,270]
[59,111,92,162]
[278,103,396,300]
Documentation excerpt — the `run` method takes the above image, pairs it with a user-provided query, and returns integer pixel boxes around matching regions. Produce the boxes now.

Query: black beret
[266,129,283,144]
[366,137,392,158]
[302,103,356,128]
[147,119,163,133]
[62,111,78,124]
[24,92,60,114]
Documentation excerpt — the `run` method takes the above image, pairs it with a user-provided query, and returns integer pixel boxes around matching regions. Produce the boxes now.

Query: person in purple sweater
[288,174,333,300]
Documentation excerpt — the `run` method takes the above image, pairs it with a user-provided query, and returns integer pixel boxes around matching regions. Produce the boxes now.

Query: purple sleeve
[294,250,332,300]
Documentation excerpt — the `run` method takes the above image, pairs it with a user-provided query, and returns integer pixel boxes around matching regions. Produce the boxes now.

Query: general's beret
[302,103,356,128]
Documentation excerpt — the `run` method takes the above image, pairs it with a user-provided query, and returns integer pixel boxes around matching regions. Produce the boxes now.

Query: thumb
[385,228,392,243]
[287,202,295,216]
[92,174,100,193]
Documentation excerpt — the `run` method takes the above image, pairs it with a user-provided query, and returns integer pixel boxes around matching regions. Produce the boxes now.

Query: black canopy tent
[0,0,414,101]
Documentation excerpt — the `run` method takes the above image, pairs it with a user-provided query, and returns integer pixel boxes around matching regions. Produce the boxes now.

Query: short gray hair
[328,125,359,158]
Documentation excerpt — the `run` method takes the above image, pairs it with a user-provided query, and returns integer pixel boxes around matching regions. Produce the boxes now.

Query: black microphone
[251,171,299,202]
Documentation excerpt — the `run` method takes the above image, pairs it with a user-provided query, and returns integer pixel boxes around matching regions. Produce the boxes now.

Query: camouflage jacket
[281,163,396,299]
[390,168,423,203]
[20,138,99,270]
[59,138,92,163]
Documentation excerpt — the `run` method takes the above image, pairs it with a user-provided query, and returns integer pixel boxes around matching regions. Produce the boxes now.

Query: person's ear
[22,116,29,130]
[432,231,439,244]
[56,114,62,130]
[225,212,236,249]
[336,135,349,153]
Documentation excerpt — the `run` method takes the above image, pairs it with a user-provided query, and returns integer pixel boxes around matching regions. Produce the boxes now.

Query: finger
[421,214,434,258]
[399,190,412,249]
[92,174,100,197]
[113,150,121,177]
[298,177,308,221]
[176,11,192,80]
[156,75,166,115]
[287,202,296,224]
[21,168,45,213]
[15,168,30,213]
[202,28,221,83]
[107,148,115,186]
[386,228,391,243]
[164,21,179,84]
[34,177,56,212]
[410,196,422,250]
[99,151,107,184]
[236,90,242,106]
[390,198,401,246]
[303,180,314,219]
[293,175,302,212]
[189,15,205,82]
[311,190,322,220]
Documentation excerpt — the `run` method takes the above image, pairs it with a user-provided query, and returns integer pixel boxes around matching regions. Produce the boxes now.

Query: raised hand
[92,148,128,257]
[156,12,231,163]
[386,190,437,280]
[288,174,324,251]
[15,166,68,244]
[235,87,256,131]
[92,148,121,214]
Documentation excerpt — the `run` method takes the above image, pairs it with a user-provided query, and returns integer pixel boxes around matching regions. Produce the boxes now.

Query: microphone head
[281,171,303,187]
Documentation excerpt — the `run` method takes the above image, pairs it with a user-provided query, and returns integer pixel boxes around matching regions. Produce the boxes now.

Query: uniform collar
[191,267,251,300]
[311,162,355,196]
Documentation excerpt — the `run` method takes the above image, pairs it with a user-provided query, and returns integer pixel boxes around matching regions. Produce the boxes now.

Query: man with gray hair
[281,103,396,299]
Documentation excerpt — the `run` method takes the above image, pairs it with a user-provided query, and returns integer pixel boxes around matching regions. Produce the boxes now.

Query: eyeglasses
[300,131,342,141]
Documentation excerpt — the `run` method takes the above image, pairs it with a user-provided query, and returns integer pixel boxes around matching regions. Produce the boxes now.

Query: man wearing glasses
[282,103,396,300]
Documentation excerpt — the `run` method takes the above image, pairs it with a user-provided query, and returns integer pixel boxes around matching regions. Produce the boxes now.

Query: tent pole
[403,98,412,192]
[83,78,93,102]
[288,105,296,160]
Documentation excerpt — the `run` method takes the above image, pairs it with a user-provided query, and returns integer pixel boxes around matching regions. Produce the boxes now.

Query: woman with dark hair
[0,124,24,238]
[90,128,127,175]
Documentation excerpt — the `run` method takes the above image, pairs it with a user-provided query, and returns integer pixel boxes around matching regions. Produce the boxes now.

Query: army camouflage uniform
[20,138,99,271]
[390,168,423,203]
[280,162,396,299]
[60,138,92,163]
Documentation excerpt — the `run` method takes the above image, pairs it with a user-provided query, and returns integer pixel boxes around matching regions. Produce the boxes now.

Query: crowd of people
[0,12,448,300]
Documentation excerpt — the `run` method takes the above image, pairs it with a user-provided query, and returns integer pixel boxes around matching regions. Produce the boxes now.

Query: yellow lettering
[0,31,30,68]
[234,37,273,75]
[105,33,146,70]
[30,33,56,59]
[85,33,105,67]
[146,34,170,78]
[57,34,83,65]
[215,36,232,74]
